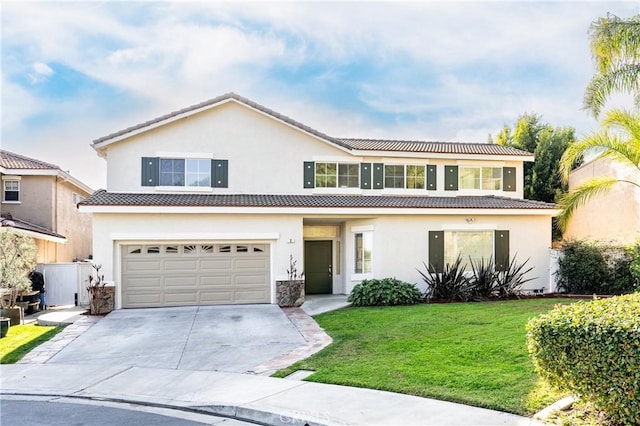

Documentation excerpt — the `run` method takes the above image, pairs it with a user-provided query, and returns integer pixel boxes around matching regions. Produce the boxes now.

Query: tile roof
[80,190,556,210]
[0,214,66,240]
[0,150,60,170]
[337,139,532,156]
[93,92,353,150]
[91,93,531,157]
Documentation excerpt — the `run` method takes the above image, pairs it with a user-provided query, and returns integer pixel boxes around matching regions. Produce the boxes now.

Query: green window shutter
[373,163,384,189]
[141,157,159,186]
[494,230,510,271]
[212,159,228,188]
[428,231,445,273]
[444,166,458,191]
[426,165,437,191]
[503,167,516,192]
[360,163,372,189]
[303,162,315,188]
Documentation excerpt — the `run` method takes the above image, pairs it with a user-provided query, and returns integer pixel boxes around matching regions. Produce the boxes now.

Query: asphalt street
[0,397,252,426]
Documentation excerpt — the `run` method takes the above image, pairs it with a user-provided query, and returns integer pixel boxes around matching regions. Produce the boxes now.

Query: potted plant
[276,254,305,307]
[86,264,114,315]
[0,229,37,326]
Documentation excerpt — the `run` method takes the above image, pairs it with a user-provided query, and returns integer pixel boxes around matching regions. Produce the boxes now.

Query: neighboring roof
[0,214,67,243]
[0,150,60,170]
[338,139,531,156]
[91,92,532,158]
[80,190,556,210]
[0,150,93,195]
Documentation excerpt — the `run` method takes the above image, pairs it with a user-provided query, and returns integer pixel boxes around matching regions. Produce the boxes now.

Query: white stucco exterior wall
[92,212,304,308]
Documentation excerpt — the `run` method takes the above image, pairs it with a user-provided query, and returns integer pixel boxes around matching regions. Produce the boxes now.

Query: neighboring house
[564,157,640,244]
[0,150,93,263]
[79,93,557,309]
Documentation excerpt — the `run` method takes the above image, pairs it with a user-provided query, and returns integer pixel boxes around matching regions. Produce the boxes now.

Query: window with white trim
[459,166,502,190]
[444,231,493,269]
[160,158,211,187]
[315,163,359,188]
[354,232,372,274]
[384,165,404,188]
[3,180,19,202]
[406,165,425,189]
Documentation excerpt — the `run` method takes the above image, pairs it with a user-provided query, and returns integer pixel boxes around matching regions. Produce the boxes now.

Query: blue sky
[2,1,639,189]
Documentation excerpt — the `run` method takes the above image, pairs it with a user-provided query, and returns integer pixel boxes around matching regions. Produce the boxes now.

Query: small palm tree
[583,14,640,118]
[558,108,640,230]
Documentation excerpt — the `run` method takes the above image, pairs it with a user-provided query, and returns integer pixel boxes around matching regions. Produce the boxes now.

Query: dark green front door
[304,240,332,294]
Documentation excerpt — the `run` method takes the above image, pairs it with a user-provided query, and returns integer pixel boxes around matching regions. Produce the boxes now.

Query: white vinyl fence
[549,249,562,293]
[35,262,94,307]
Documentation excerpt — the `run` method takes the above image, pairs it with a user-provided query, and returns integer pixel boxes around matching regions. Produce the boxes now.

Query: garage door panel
[164,276,198,288]
[124,277,162,290]
[234,289,269,304]
[199,291,235,304]
[122,243,270,308]
[125,293,163,308]
[165,259,198,271]
[235,274,268,286]
[235,258,269,269]
[200,259,234,272]
[164,292,198,304]
[124,259,163,273]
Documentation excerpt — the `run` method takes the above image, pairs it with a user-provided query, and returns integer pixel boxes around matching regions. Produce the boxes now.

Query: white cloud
[28,61,54,84]
[2,1,640,187]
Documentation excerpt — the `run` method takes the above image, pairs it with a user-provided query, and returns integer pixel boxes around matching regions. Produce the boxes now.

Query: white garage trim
[110,232,280,241]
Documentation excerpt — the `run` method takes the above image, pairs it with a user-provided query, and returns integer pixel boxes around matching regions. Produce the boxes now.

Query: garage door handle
[328,265,332,275]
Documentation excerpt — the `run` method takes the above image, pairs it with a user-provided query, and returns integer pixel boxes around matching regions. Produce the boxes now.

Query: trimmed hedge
[526,293,640,425]
[348,278,422,306]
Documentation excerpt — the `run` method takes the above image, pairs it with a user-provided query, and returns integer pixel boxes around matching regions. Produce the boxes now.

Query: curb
[533,395,578,421]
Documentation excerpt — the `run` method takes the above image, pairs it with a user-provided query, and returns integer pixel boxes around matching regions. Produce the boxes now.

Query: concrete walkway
[3,297,545,425]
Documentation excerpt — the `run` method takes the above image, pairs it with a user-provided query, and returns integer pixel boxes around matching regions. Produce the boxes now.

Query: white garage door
[121,243,270,308]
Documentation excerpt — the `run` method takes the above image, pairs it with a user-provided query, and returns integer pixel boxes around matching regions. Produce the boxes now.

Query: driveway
[48,305,306,373]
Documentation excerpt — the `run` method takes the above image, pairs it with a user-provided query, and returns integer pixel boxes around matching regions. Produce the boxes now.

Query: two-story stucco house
[79,93,557,309]
[0,150,93,263]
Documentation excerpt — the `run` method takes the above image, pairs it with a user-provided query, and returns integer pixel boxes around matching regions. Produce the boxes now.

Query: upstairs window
[143,157,226,188]
[459,166,502,190]
[406,165,425,189]
[384,165,404,188]
[3,180,19,202]
[160,159,211,187]
[315,163,359,188]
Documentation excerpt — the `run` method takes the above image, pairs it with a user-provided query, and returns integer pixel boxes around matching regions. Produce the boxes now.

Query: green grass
[1,323,65,364]
[275,298,572,415]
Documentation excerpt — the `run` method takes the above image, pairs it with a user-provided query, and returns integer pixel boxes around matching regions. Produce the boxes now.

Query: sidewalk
[1,363,542,426]
[2,297,545,425]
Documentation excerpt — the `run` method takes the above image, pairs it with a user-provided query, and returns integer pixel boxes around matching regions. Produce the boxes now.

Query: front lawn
[276,298,572,415]
[1,323,64,364]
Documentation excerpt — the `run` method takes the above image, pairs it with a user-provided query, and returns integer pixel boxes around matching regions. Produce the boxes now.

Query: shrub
[348,278,421,307]
[469,256,498,300]
[557,240,638,294]
[418,256,471,302]
[526,294,640,425]
[495,256,535,298]
[557,240,610,294]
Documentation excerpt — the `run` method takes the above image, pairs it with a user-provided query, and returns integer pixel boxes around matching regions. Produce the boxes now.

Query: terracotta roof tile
[80,190,556,210]
[0,214,66,240]
[337,139,532,156]
[91,93,532,157]
[0,150,61,170]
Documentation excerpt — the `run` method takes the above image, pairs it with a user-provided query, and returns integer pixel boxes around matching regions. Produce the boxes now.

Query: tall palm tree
[558,108,640,230]
[584,14,640,118]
